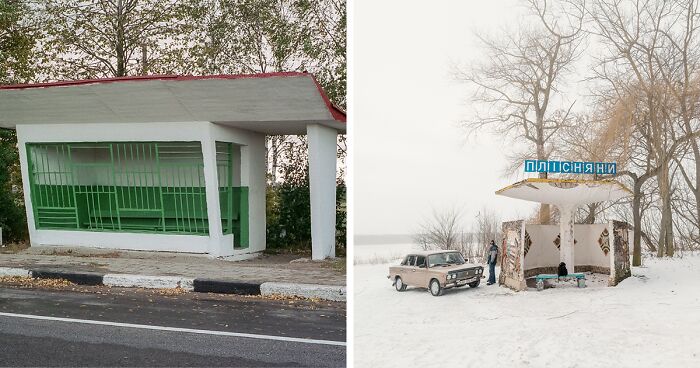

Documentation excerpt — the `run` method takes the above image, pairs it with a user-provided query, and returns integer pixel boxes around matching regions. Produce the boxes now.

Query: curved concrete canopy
[495,178,632,206]
[0,73,345,135]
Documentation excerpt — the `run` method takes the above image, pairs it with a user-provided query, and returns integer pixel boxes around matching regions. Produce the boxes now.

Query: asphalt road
[0,286,346,367]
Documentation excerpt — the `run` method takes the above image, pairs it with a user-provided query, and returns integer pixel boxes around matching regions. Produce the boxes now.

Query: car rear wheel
[429,279,443,296]
[395,277,407,291]
[469,280,480,288]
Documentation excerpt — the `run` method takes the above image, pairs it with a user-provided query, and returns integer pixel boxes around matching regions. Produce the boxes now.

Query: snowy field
[354,244,700,367]
[354,243,416,264]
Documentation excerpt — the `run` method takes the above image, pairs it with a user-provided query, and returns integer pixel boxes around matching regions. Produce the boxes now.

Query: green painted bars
[26,141,249,245]
[216,142,249,248]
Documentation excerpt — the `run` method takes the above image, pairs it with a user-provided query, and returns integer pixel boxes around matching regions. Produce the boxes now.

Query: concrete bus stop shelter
[495,178,633,290]
[0,72,345,260]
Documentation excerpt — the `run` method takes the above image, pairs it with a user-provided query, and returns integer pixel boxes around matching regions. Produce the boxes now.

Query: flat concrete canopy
[495,178,632,206]
[0,72,345,135]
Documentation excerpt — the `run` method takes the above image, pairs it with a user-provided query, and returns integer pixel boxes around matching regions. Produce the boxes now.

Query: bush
[266,182,346,256]
[0,129,28,242]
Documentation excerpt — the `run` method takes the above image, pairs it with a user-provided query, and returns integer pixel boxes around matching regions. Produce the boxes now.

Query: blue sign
[524,160,616,175]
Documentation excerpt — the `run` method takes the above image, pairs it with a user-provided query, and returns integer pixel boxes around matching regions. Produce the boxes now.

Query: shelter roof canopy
[0,72,345,135]
[495,178,632,206]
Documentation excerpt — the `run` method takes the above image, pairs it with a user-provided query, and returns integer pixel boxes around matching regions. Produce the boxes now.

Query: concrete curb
[261,282,347,302]
[192,279,261,295]
[0,267,31,277]
[103,274,194,291]
[0,267,344,301]
[31,269,104,286]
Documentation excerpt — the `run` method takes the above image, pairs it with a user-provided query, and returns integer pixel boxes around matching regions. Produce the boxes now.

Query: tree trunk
[692,137,700,234]
[583,203,597,224]
[537,164,550,224]
[141,43,148,75]
[116,0,126,77]
[632,180,643,266]
[536,130,550,225]
[657,161,674,257]
[271,136,279,182]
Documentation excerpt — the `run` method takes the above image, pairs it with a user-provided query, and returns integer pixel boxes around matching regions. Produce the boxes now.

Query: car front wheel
[395,277,407,292]
[469,280,480,288]
[429,279,443,296]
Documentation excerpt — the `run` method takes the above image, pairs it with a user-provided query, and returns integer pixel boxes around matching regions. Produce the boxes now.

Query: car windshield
[428,252,465,267]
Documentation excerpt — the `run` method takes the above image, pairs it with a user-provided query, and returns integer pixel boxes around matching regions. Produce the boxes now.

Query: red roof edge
[0,72,306,90]
[0,72,346,123]
[310,75,347,123]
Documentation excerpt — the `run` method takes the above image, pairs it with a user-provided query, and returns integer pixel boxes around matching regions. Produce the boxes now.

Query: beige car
[388,250,484,296]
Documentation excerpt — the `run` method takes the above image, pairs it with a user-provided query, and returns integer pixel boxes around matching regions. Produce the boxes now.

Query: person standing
[486,240,499,285]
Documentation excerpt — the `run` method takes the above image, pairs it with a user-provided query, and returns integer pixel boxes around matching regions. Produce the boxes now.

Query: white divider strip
[0,312,345,346]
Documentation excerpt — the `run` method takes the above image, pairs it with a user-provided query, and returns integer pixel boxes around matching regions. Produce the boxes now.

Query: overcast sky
[353,0,556,236]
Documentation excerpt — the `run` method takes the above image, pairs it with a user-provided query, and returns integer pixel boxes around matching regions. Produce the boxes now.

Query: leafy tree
[1,0,35,83]
[0,128,28,242]
[1,0,36,242]
[38,0,193,79]
[184,0,346,183]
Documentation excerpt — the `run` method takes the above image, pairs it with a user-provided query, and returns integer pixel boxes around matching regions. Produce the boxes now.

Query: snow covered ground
[354,245,700,367]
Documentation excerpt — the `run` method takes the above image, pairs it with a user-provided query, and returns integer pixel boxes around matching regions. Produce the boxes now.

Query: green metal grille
[27,142,209,235]
[216,141,249,248]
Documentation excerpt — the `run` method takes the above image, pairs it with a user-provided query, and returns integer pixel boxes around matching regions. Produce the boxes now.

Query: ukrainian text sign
[524,160,616,175]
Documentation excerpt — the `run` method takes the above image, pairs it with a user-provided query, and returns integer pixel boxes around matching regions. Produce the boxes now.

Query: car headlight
[450,274,456,279]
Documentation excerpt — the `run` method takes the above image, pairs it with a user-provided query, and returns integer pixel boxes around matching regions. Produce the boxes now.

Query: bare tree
[459,0,585,225]
[413,209,462,251]
[588,0,700,260]
[474,207,501,261]
[559,112,628,223]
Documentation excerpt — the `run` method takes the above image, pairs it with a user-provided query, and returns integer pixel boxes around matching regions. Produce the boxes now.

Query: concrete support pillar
[201,134,228,257]
[307,124,337,260]
[558,205,575,273]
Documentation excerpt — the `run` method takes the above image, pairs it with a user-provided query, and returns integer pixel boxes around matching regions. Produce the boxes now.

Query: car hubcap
[431,281,439,294]
[396,279,402,289]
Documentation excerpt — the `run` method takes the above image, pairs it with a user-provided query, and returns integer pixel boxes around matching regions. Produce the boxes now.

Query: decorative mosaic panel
[524,230,532,257]
[611,221,631,286]
[598,228,610,255]
[500,220,525,290]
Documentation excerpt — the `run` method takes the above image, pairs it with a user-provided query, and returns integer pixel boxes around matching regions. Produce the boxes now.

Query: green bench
[535,273,586,291]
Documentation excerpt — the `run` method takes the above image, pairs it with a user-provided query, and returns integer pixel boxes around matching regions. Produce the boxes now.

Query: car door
[412,255,428,287]
[400,255,418,285]
[393,255,411,281]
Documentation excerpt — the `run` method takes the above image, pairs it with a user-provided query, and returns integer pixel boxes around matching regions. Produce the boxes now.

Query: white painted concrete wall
[17,122,265,257]
[209,123,266,256]
[307,124,337,260]
[574,223,610,268]
[524,224,611,271]
[523,225,560,270]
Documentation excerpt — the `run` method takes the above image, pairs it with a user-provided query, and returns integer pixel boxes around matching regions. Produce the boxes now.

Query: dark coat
[558,262,568,276]
[487,244,499,265]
